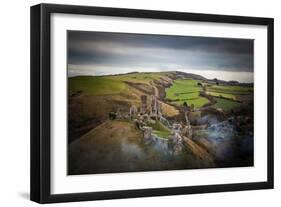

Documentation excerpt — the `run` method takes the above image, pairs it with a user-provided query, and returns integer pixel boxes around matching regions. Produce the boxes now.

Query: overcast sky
[67,31,254,82]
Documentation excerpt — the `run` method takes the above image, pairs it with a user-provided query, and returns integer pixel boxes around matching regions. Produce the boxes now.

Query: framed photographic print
[30,3,274,203]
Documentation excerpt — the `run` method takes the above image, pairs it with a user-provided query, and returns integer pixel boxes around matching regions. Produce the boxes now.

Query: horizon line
[68,70,254,84]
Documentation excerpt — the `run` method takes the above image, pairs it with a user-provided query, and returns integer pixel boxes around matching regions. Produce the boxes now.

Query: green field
[153,130,171,139]
[206,85,253,101]
[171,98,209,108]
[148,120,171,139]
[206,91,236,100]
[209,85,253,93]
[165,79,209,108]
[213,97,241,110]
[69,76,126,95]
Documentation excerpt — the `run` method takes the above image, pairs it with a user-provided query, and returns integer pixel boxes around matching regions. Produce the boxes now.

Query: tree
[183,101,189,112]
[190,104,194,111]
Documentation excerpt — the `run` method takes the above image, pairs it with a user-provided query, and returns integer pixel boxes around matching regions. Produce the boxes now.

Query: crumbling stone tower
[129,105,138,118]
[151,95,162,118]
[157,101,162,116]
[140,95,148,114]
[151,95,157,115]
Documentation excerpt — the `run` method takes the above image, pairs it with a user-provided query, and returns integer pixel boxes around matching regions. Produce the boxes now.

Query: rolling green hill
[69,76,126,95]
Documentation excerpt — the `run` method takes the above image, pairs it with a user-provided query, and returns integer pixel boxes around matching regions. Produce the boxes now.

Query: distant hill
[174,71,207,80]
[93,71,206,80]
[72,70,253,85]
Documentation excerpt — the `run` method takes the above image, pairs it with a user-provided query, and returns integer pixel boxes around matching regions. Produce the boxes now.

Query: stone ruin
[172,123,182,133]
[124,94,194,155]
[143,126,152,140]
[172,133,183,154]
[129,105,138,118]
[137,95,163,120]
[182,124,192,139]
[140,95,148,114]
[151,95,162,119]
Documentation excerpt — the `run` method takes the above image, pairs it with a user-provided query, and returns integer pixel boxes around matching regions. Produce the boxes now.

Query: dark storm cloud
[67,31,254,75]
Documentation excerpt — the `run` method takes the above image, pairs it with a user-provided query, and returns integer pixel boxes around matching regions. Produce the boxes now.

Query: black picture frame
[30,3,274,204]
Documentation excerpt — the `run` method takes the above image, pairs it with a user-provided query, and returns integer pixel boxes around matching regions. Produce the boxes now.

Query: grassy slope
[68,72,180,143]
[68,120,215,174]
[147,120,172,139]
[69,120,145,174]
[69,76,126,95]
[108,72,175,84]
[69,72,178,108]
[69,73,179,116]
[165,79,209,108]
[213,97,241,110]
